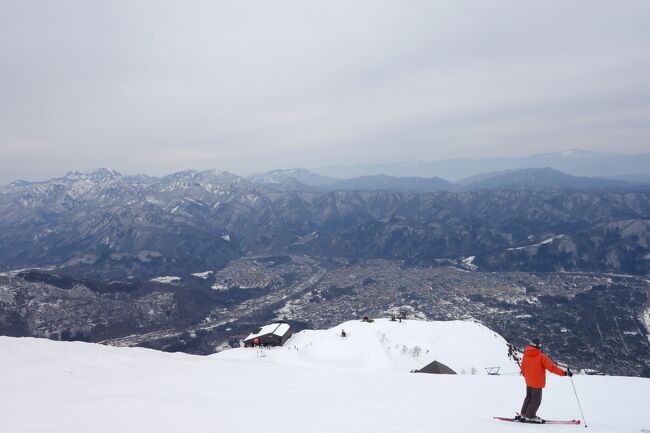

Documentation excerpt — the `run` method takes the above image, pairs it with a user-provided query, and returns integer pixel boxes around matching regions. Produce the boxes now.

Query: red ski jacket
[520,345,566,388]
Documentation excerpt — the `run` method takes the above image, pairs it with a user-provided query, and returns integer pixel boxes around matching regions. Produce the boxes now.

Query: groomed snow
[1,320,649,433]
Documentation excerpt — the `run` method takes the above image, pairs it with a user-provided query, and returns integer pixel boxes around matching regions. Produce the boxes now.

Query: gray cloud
[1,0,649,183]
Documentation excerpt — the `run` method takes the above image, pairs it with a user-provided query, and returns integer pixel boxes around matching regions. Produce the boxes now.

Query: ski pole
[569,375,588,428]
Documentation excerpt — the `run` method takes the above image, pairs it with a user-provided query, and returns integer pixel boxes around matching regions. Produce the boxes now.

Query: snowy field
[1,319,648,433]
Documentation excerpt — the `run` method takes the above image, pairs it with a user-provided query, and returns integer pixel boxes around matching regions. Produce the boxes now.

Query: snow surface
[1,320,649,433]
[191,271,213,279]
[507,235,564,251]
[149,276,181,284]
[211,282,228,290]
[462,255,478,270]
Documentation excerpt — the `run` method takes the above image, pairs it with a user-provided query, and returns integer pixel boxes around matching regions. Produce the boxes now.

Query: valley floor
[0,335,648,433]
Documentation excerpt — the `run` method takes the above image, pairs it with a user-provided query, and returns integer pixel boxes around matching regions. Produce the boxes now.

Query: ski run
[1,318,649,433]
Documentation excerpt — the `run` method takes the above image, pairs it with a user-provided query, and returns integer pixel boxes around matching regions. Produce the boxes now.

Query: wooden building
[243,322,293,347]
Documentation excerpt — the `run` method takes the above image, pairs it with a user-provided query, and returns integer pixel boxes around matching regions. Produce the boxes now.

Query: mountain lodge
[243,322,293,347]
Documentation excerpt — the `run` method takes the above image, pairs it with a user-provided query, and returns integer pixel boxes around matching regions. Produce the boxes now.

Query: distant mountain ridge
[249,170,456,192]
[458,167,634,190]
[249,166,647,193]
[248,168,336,188]
[313,150,650,181]
[333,174,454,192]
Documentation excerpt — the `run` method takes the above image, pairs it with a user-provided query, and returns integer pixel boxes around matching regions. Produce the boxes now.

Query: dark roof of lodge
[414,360,456,375]
[244,322,291,341]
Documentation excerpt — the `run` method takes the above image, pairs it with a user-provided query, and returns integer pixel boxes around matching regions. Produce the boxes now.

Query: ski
[494,416,581,425]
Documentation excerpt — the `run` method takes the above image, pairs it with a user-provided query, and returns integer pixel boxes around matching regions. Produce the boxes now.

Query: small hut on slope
[414,360,456,375]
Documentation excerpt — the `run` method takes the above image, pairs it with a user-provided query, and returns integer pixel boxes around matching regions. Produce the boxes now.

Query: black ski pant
[521,386,543,418]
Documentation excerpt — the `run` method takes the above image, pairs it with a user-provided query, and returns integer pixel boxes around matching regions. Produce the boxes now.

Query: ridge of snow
[218,318,518,374]
[507,235,564,251]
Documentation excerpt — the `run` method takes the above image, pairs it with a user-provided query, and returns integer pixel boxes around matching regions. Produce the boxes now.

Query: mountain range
[249,166,644,193]
[1,167,649,277]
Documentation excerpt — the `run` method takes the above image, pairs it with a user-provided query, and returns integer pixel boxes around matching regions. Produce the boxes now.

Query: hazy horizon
[4,148,650,185]
[2,1,649,183]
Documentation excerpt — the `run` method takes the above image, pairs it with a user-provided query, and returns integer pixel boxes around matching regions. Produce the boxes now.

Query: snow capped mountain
[63,168,123,183]
[160,169,258,194]
[1,319,648,433]
[248,168,337,190]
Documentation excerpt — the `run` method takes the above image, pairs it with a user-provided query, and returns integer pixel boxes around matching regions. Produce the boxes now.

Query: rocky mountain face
[478,220,650,274]
[1,169,650,278]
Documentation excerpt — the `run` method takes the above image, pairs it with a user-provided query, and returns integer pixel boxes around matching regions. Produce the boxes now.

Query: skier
[517,338,573,424]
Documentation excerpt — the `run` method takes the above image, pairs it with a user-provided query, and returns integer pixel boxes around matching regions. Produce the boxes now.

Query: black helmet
[530,338,542,349]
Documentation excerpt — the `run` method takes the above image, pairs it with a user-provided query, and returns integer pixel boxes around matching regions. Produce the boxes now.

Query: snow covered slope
[218,318,519,374]
[1,321,649,433]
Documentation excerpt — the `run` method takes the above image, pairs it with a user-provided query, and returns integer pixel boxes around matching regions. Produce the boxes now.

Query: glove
[566,369,573,377]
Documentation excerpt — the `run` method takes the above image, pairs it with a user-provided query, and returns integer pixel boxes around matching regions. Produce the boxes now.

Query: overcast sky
[1,1,649,183]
